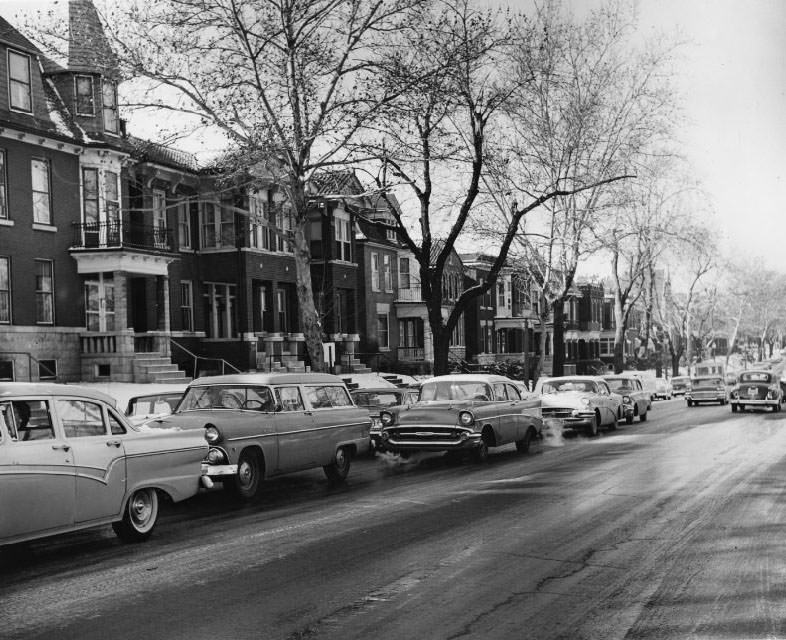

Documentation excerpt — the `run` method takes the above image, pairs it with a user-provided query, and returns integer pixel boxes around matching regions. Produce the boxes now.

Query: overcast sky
[2,0,784,272]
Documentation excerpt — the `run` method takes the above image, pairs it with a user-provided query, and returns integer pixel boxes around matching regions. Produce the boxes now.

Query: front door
[0,399,76,541]
[54,398,127,523]
[85,275,115,332]
[130,277,148,332]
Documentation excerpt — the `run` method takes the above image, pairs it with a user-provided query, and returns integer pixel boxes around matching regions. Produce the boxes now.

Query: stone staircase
[133,353,192,384]
[341,354,372,374]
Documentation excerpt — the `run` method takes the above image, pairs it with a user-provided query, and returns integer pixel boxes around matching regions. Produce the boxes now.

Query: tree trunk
[613,293,626,373]
[292,221,325,373]
[552,298,565,376]
[432,327,452,377]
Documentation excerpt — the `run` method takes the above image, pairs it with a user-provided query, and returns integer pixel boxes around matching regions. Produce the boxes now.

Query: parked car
[125,388,186,426]
[148,373,371,499]
[350,387,420,453]
[0,383,208,546]
[670,376,691,397]
[685,376,729,406]
[653,378,673,400]
[603,374,651,423]
[536,375,622,437]
[378,374,543,462]
[730,370,783,412]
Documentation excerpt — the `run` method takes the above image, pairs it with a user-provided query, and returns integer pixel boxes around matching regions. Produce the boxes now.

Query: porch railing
[170,338,242,378]
[398,346,425,361]
[71,221,174,252]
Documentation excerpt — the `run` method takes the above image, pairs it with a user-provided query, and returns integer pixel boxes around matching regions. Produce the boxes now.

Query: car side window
[304,386,332,409]
[325,385,353,407]
[108,410,127,435]
[1,400,55,441]
[56,399,108,438]
[598,382,609,396]
[506,384,521,400]
[276,386,305,412]
[492,383,507,400]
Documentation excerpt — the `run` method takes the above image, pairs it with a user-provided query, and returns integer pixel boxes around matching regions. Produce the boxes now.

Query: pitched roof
[68,0,118,77]
[0,16,40,54]
[128,136,199,172]
[310,169,364,197]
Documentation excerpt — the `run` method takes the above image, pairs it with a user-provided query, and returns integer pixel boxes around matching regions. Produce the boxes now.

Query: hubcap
[131,492,152,525]
[336,449,346,467]
[239,460,254,486]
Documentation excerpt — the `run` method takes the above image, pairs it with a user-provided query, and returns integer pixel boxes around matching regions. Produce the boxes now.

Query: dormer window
[102,80,118,133]
[75,75,95,115]
[8,49,32,113]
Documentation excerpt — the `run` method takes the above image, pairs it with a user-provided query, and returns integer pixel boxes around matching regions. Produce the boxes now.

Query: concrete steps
[133,353,191,384]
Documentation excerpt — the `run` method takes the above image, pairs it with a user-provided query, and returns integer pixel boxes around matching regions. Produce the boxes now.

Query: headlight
[622,395,631,404]
[206,448,225,464]
[580,397,590,407]
[205,426,221,443]
[458,410,474,426]
[380,411,394,427]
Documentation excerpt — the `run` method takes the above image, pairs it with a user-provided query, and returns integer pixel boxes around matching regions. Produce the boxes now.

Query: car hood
[390,402,468,424]
[540,391,594,408]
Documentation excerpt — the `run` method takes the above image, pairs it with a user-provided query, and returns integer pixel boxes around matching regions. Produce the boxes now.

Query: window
[180,281,193,331]
[105,171,119,228]
[56,399,107,438]
[0,360,13,380]
[275,387,305,412]
[248,191,269,249]
[0,257,9,323]
[102,80,119,133]
[383,254,392,292]
[8,50,32,112]
[399,257,410,289]
[202,282,236,338]
[108,410,126,435]
[152,189,168,249]
[371,252,380,292]
[32,159,51,224]
[201,202,234,248]
[75,75,94,115]
[277,288,289,333]
[334,212,351,261]
[178,200,191,249]
[276,208,293,252]
[0,150,7,219]
[82,168,99,226]
[498,282,505,308]
[377,313,389,349]
[1,400,54,441]
[35,260,53,324]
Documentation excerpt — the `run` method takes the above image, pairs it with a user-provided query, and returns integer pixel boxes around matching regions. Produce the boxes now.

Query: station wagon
[0,383,207,546]
[149,373,371,499]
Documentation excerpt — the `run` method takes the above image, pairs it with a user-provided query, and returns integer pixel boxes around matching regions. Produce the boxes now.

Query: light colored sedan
[536,375,622,437]
[603,375,651,424]
[0,383,208,546]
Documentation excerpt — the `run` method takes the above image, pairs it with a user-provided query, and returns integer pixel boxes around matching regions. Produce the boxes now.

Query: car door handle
[51,443,71,451]
[106,440,122,448]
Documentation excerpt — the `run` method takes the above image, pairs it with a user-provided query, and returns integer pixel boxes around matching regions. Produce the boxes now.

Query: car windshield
[541,379,596,394]
[739,372,771,383]
[419,380,492,401]
[605,379,634,392]
[178,385,275,411]
[672,377,688,384]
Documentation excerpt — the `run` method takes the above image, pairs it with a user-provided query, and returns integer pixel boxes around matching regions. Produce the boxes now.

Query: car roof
[738,370,772,376]
[350,387,408,394]
[189,372,347,386]
[419,374,516,384]
[540,375,606,382]
[0,382,115,405]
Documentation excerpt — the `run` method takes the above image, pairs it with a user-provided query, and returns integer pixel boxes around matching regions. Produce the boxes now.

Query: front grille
[388,427,461,443]
[542,408,574,419]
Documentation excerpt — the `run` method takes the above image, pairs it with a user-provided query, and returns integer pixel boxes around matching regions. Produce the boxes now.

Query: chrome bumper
[201,463,238,477]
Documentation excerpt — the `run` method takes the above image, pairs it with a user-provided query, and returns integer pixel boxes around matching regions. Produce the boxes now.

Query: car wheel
[112,487,159,543]
[515,428,534,454]
[324,446,352,483]
[233,449,263,500]
[639,409,647,422]
[687,400,693,407]
[608,412,618,431]
[626,413,634,425]
[473,438,490,463]
[731,403,738,413]
[739,404,745,412]
[585,413,600,437]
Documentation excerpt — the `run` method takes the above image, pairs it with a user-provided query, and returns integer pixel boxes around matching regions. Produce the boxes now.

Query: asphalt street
[2,397,786,639]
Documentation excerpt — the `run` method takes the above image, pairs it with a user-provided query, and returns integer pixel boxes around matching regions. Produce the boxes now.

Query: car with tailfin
[0,383,207,546]
[603,374,651,423]
[536,375,622,437]
[378,374,542,462]
[685,376,729,406]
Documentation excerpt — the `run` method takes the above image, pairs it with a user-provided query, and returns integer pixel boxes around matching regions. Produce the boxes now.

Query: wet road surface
[3,398,786,639]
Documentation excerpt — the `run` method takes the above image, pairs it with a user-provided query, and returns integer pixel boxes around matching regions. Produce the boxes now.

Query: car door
[54,397,128,524]
[0,398,76,541]
[595,381,616,424]
[273,385,316,473]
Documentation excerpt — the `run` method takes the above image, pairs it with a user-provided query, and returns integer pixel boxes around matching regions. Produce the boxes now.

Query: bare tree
[27,0,428,371]
[476,0,681,378]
